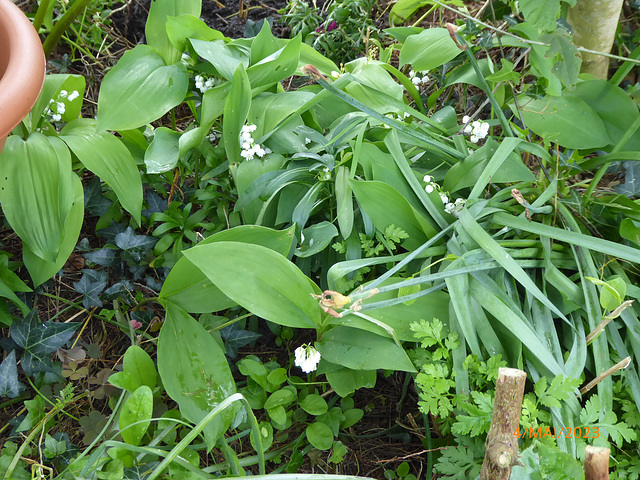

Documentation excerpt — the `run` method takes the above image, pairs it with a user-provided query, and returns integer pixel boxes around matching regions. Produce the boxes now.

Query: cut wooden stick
[584,445,610,480]
[480,368,527,480]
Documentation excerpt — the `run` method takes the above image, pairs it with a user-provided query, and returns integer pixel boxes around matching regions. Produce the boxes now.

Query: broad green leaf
[250,21,282,64]
[443,139,535,194]
[0,133,74,262]
[389,0,430,26]
[159,225,295,313]
[300,394,328,415]
[30,74,85,131]
[183,242,320,328]
[306,422,333,450]
[267,405,287,425]
[445,59,494,91]
[346,62,404,113]
[145,0,201,64]
[247,35,301,88]
[519,0,561,32]
[332,280,449,341]
[201,82,232,127]
[144,127,181,174]
[399,28,462,71]
[158,302,237,449]
[264,387,297,410]
[0,351,25,398]
[297,43,339,77]
[10,310,80,375]
[325,366,376,397]
[335,166,354,238]
[109,345,157,393]
[564,79,640,151]
[60,119,143,224]
[485,59,520,84]
[350,180,435,250]
[190,39,248,81]
[23,174,84,288]
[292,182,323,231]
[166,14,224,54]
[317,326,416,372]
[517,95,610,149]
[223,63,252,164]
[96,45,189,131]
[620,218,640,246]
[248,91,315,155]
[385,26,427,43]
[234,155,288,224]
[586,276,626,311]
[119,385,153,446]
[295,222,339,258]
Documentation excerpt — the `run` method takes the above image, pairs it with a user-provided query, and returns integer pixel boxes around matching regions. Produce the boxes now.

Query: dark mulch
[110,0,289,44]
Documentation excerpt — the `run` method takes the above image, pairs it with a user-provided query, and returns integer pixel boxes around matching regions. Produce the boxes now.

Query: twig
[580,357,631,395]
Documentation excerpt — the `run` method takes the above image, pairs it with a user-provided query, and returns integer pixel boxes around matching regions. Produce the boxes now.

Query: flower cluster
[423,175,466,218]
[316,20,338,34]
[240,124,271,161]
[194,74,222,94]
[44,89,80,122]
[294,344,321,373]
[444,197,466,217]
[318,166,331,181]
[409,70,429,86]
[462,115,490,143]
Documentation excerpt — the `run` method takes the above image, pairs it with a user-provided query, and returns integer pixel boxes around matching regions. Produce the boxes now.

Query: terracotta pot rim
[0,0,46,148]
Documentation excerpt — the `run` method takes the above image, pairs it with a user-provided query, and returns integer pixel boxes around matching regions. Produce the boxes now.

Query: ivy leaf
[115,227,157,262]
[73,270,108,308]
[83,176,113,216]
[97,221,128,244]
[221,323,262,359]
[0,350,26,398]
[17,395,47,432]
[83,248,118,267]
[102,281,134,301]
[142,190,166,218]
[11,310,80,375]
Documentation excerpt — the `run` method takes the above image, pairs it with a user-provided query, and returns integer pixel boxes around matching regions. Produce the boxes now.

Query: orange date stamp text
[513,426,599,439]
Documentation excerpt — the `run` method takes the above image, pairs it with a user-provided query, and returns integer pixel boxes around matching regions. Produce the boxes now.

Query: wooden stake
[480,367,527,480]
[584,445,610,480]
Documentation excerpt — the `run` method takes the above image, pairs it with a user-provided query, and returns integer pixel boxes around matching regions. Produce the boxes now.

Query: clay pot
[0,0,46,153]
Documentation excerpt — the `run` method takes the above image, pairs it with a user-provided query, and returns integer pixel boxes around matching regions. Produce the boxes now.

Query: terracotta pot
[0,0,46,153]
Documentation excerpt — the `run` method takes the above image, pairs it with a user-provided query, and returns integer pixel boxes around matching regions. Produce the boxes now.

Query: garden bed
[2,1,640,479]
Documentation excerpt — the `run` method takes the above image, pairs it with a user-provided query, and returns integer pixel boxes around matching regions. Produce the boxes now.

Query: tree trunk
[567,0,624,79]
